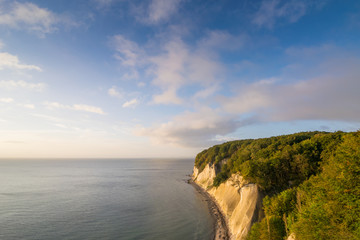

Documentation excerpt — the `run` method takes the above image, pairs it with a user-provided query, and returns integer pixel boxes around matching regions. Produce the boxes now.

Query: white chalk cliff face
[192,164,217,189]
[193,164,263,240]
[287,233,296,240]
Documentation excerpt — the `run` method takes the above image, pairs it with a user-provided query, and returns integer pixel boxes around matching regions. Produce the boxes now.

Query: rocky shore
[188,179,230,240]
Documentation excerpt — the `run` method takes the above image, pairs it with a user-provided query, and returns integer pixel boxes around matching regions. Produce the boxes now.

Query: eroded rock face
[287,233,296,240]
[193,165,263,240]
[192,164,217,189]
[209,174,263,240]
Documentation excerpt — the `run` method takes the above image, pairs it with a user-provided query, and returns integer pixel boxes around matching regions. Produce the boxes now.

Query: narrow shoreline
[188,179,230,240]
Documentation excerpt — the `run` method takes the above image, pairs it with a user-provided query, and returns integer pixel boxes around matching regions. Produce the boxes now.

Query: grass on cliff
[195,131,360,240]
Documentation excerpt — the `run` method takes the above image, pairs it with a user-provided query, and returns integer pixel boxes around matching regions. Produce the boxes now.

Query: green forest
[195,131,360,240]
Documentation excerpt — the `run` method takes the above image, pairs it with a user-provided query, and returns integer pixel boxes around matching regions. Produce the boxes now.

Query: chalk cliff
[287,233,296,240]
[193,163,263,240]
[192,164,217,189]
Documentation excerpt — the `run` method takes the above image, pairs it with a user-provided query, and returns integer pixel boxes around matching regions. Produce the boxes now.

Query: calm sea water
[0,159,213,240]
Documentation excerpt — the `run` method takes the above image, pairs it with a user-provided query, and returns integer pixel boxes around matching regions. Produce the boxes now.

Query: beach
[189,179,230,240]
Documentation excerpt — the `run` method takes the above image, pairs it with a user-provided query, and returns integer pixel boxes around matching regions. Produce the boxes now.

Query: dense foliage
[195,131,360,240]
[196,131,340,191]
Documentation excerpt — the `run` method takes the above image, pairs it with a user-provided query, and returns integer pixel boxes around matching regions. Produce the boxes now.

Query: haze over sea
[0,159,213,240]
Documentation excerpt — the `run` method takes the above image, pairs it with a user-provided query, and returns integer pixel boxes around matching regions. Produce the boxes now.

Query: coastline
[189,179,230,240]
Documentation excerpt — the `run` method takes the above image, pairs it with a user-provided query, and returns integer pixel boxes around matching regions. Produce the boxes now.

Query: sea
[0,159,213,240]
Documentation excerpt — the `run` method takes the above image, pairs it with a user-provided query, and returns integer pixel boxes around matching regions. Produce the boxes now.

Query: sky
[0,0,359,158]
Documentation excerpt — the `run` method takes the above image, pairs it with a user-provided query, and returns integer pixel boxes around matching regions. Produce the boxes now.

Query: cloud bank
[224,58,360,122]
[138,46,360,147]
[136,107,242,147]
[111,34,225,105]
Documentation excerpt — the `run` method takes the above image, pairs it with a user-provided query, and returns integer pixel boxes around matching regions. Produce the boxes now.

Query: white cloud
[44,101,67,109]
[44,102,105,115]
[152,87,182,105]
[222,57,360,122]
[110,34,227,105]
[135,107,241,147]
[73,104,105,115]
[0,80,45,91]
[108,85,141,107]
[121,70,139,80]
[0,1,58,36]
[31,113,64,123]
[193,85,220,99]
[187,52,222,84]
[110,30,236,105]
[20,103,35,109]
[112,34,144,67]
[150,39,222,104]
[122,98,138,108]
[139,51,360,148]
[132,0,182,24]
[0,52,42,71]
[0,1,78,37]
[137,82,146,87]
[222,78,278,114]
[147,0,182,23]
[108,86,122,98]
[150,40,188,99]
[0,97,14,103]
[253,0,308,29]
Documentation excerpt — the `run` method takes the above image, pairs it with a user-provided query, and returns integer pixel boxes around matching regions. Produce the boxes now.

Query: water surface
[0,159,213,240]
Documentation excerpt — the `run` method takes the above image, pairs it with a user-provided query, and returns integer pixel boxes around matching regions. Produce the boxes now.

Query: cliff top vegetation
[195,131,360,240]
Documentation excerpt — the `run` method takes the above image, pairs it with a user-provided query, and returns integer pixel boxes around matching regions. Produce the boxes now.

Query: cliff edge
[193,131,360,240]
[193,163,263,240]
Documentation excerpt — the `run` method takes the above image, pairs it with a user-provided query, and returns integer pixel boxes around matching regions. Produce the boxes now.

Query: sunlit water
[0,159,213,240]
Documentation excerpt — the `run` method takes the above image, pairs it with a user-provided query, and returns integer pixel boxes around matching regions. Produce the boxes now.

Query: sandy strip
[188,179,230,240]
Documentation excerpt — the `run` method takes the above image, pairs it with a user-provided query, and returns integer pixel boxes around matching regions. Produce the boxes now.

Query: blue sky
[0,0,359,158]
